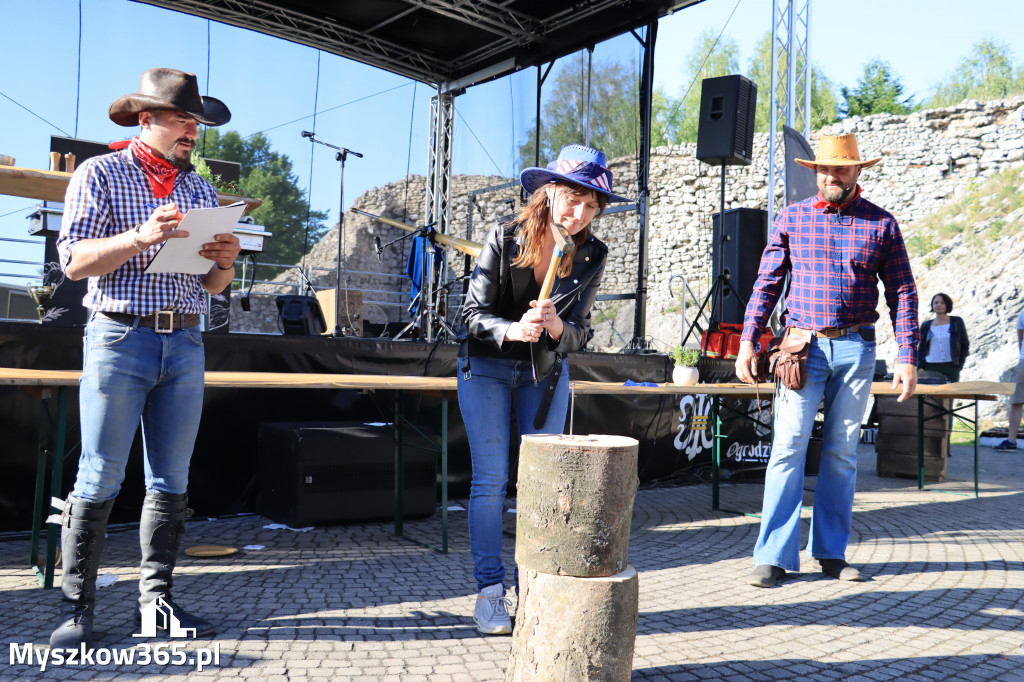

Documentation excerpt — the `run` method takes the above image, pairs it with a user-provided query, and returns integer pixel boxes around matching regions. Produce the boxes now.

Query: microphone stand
[303,131,362,336]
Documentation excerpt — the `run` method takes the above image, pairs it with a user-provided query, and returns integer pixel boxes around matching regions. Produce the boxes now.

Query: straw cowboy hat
[794,133,881,170]
[520,144,633,203]
[109,68,231,127]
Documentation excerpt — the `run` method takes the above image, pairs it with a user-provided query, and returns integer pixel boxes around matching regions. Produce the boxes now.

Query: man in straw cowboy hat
[51,68,240,650]
[735,133,919,587]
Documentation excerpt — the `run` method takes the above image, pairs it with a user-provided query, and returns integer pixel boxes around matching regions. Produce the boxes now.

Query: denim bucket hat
[520,144,632,203]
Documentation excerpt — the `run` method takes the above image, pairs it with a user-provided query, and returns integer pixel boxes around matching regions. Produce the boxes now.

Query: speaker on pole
[696,75,758,166]
[712,208,768,325]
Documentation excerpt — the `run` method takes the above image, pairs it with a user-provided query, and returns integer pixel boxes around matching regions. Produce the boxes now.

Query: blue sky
[2,0,1022,285]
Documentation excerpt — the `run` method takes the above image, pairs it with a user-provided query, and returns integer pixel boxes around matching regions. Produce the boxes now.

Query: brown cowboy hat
[108,68,231,127]
[794,133,881,169]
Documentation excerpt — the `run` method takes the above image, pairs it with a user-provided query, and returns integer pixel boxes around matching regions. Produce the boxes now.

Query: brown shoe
[748,564,786,588]
[818,558,865,581]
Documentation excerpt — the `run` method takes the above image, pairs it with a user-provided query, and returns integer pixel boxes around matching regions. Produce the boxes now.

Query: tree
[839,60,915,117]
[928,39,1024,106]
[517,53,678,168]
[518,55,635,168]
[195,129,329,275]
[747,32,838,133]
[669,30,741,144]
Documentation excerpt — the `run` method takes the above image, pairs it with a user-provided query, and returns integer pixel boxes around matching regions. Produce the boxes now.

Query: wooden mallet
[537,223,576,301]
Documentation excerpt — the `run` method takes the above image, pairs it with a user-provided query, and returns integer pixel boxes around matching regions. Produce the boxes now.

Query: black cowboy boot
[49,496,115,651]
[133,491,215,636]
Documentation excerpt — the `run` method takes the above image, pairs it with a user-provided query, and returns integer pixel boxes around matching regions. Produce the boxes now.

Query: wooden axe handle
[537,246,562,301]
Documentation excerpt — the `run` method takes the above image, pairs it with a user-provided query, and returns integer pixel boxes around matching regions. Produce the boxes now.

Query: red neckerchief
[128,137,178,199]
[812,184,861,211]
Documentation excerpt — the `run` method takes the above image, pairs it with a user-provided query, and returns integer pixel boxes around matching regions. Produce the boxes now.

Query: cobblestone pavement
[3,443,1024,681]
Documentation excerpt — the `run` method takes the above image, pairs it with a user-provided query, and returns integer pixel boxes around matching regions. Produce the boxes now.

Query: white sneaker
[473,583,512,635]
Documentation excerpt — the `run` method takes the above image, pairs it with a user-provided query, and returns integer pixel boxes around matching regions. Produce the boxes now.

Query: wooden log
[505,566,639,682]
[515,434,638,577]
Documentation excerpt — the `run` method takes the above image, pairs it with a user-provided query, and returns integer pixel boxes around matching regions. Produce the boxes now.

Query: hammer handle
[537,246,563,301]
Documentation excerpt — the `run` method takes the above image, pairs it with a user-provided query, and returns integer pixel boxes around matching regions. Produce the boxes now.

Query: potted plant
[669,345,701,386]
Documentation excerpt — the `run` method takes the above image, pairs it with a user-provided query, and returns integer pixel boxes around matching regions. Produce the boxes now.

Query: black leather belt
[96,311,201,333]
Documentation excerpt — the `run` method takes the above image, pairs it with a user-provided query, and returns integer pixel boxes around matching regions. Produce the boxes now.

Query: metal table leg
[393,389,449,554]
[29,386,67,588]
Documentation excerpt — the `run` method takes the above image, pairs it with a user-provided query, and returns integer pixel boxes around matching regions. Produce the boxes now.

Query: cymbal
[351,208,482,258]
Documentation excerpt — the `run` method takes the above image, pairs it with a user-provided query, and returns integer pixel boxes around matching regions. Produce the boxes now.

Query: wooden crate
[875,395,950,481]
[315,288,363,336]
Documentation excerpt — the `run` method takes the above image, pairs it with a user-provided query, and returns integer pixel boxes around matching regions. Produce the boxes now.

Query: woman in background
[918,292,969,383]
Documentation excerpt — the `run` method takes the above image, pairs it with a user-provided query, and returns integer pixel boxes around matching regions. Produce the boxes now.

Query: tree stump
[507,434,640,682]
[515,434,639,577]
[505,567,639,682]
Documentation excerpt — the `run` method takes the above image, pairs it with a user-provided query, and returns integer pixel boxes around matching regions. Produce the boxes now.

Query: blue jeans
[753,332,876,572]
[72,316,206,502]
[457,355,569,592]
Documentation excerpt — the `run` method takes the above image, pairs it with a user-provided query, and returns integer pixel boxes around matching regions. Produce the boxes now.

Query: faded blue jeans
[457,355,569,592]
[753,331,876,572]
[72,315,206,502]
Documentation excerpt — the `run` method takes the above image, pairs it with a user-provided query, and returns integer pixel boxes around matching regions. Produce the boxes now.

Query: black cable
[453,107,510,180]
[203,18,211,157]
[301,51,322,276]
[0,90,70,136]
[404,82,417,221]
[663,0,744,128]
[246,82,410,139]
[74,0,82,137]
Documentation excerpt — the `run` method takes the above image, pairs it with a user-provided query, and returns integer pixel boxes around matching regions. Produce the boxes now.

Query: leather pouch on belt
[764,327,812,390]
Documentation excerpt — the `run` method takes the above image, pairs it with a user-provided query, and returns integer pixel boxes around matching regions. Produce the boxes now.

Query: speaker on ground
[712,208,768,325]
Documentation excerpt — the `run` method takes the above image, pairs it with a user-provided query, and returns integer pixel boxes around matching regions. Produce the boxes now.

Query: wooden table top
[0,367,1011,401]
[0,165,262,213]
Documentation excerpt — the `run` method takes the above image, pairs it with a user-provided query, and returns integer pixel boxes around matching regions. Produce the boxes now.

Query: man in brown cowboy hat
[51,68,239,650]
[735,133,919,587]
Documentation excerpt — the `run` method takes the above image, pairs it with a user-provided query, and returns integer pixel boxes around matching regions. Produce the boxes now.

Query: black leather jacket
[459,222,608,383]
[918,316,969,368]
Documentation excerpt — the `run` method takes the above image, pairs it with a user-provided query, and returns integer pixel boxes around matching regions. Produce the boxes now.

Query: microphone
[374,236,383,262]
[301,130,314,138]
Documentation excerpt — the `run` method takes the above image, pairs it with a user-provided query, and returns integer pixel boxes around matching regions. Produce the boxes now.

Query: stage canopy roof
[133,0,702,89]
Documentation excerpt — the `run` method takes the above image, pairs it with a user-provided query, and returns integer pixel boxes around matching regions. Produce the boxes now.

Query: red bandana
[129,137,178,199]
[812,184,862,211]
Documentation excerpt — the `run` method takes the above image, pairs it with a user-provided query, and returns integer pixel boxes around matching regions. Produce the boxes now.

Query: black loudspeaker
[712,208,768,325]
[276,294,326,335]
[256,422,437,526]
[696,75,758,166]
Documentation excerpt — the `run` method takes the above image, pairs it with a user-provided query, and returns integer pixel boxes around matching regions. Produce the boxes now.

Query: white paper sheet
[144,201,247,274]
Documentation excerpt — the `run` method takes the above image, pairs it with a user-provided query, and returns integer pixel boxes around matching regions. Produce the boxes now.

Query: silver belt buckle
[155,310,174,334]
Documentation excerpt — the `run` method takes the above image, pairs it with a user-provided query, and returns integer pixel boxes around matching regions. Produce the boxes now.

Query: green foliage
[670,30,741,144]
[195,129,329,276]
[747,32,839,133]
[840,60,916,117]
[669,345,701,367]
[928,39,1024,106]
[905,232,940,257]
[518,54,663,168]
[907,166,1024,258]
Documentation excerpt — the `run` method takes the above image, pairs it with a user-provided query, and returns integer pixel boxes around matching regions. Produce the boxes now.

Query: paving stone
[3,444,1024,679]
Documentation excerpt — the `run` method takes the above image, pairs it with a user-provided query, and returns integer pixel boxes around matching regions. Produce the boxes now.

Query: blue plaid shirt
[57,148,219,316]
[741,193,920,365]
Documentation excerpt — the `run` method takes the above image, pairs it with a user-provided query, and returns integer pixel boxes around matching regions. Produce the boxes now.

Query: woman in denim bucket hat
[457,144,631,634]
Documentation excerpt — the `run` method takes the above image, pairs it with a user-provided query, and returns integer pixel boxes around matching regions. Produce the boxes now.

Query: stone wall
[229,96,1024,423]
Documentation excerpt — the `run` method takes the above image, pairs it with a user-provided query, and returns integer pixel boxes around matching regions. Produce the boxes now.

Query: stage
[0,321,676,533]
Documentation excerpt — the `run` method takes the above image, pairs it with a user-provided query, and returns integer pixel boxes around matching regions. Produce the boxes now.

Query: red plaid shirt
[741,193,920,365]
